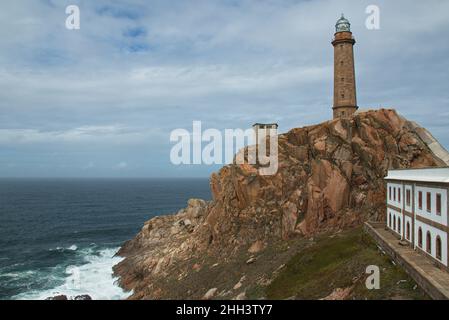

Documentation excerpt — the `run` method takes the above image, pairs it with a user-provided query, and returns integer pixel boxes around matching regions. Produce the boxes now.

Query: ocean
[0,178,211,300]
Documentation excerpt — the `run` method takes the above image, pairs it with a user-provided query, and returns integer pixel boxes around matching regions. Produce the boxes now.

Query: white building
[385,167,449,268]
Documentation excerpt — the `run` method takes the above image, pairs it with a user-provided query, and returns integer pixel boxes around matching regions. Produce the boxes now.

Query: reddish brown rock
[321,287,353,300]
[248,240,265,253]
[113,109,447,300]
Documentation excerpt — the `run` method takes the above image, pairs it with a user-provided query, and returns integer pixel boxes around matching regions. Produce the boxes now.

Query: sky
[0,0,448,178]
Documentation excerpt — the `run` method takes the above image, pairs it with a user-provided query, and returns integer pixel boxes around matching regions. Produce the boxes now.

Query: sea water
[0,178,210,300]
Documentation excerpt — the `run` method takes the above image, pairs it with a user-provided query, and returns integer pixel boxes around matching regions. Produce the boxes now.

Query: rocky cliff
[113,109,448,299]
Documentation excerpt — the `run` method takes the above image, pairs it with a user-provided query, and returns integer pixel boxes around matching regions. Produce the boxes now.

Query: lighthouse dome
[336,14,351,33]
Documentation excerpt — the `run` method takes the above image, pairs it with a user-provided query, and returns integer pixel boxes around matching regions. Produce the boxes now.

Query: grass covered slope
[263,227,429,300]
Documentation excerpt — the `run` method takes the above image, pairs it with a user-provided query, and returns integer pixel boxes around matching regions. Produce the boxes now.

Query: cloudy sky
[0,0,448,178]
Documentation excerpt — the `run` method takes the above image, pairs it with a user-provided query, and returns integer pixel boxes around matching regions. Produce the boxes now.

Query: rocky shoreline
[45,294,92,300]
[113,109,447,299]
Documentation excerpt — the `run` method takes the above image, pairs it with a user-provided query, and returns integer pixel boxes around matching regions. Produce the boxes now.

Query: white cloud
[115,161,128,169]
[0,125,162,145]
[83,161,95,169]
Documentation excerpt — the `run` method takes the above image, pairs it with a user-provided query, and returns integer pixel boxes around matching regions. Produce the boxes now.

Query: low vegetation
[264,227,429,300]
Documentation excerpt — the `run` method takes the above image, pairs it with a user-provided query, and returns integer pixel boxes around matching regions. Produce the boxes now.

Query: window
[393,217,396,231]
[389,187,392,200]
[437,194,442,216]
[340,61,344,66]
[398,217,401,234]
[418,228,423,248]
[389,214,392,228]
[406,189,411,206]
[398,188,401,202]
[418,191,423,210]
[341,77,344,82]
[426,232,432,254]
[427,192,431,212]
[436,236,442,260]
[394,188,396,201]
[341,94,345,99]
[406,222,410,240]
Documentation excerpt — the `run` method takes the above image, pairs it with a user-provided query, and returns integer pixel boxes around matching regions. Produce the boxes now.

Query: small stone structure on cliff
[252,123,279,145]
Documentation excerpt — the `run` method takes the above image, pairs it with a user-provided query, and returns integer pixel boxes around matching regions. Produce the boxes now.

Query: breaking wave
[12,247,131,300]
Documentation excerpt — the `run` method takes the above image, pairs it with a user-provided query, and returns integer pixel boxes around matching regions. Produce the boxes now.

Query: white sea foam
[50,244,78,252]
[14,247,131,300]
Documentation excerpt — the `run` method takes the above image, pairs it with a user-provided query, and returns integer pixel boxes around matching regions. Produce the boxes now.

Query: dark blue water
[0,178,211,300]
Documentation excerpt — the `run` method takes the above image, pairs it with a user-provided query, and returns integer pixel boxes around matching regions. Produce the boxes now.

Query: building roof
[385,167,449,184]
[336,14,351,33]
[252,123,278,128]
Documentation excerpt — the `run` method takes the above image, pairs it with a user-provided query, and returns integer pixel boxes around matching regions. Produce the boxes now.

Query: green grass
[266,227,429,300]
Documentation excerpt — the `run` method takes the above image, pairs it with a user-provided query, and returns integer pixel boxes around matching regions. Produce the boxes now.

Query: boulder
[45,295,68,300]
[203,288,218,300]
[248,240,265,254]
[74,295,92,300]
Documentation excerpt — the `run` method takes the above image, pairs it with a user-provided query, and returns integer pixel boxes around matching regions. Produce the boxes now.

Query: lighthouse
[332,14,358,119]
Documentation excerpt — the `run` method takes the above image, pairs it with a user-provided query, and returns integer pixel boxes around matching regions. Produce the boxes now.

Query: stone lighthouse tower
[332,14,358,119]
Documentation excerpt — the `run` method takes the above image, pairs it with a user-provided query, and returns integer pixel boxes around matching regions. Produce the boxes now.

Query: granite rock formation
[113,109,448,299]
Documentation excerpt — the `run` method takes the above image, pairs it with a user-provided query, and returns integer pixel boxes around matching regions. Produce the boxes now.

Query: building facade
[332,14,358,119]
[385,168,449,268]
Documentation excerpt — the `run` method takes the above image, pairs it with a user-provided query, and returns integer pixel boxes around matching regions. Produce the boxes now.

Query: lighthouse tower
[332,14,358,119]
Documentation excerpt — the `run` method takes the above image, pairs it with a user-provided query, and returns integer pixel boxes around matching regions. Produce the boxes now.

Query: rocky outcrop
[45,294,92,300]
[114,109,446,299]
